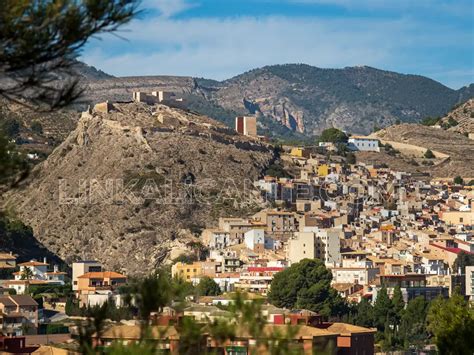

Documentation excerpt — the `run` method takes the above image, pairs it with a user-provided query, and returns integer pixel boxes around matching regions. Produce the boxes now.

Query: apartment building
[0,295,38,336]
[72,260,102,291]
[235,266,284,295]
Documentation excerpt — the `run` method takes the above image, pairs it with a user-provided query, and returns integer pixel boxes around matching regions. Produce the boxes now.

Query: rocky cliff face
[204,64,471,136]
[5,103,275,274]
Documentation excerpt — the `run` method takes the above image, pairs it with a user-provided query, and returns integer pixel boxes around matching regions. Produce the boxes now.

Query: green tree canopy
[318,128,348,143]
[453,176,464,185]
[353,298,374,328]
[267,259,344,317]
[373,287,393,331]
[0,0,138,108]
[453,251,474,274]
[391,285,405,323]
[30,121,43,134]
[424,149,435,159]
[1,118,20,137]
[399,296,429,350]
[421,116,440,126]
[427,293,474,355]
[0,132,27,186]
[196,276,222,296]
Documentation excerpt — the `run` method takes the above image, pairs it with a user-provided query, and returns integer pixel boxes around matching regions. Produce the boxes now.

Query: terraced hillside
[370,124,474,178]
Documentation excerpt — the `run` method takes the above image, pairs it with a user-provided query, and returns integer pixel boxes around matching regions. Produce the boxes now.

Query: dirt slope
[5,103,275,274]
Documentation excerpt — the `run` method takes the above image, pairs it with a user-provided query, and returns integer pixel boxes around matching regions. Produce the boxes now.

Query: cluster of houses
[0,254,127,338]
[0,109,472,352]
[174,147,474,305]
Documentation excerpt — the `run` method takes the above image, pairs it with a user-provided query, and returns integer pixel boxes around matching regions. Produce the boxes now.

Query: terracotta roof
[0,253,16,260]
[0,262,15,269]
[324,322,376,335]
[235,324,339,339]
[431,244,472,255]
[10,295,39,306]
[77,271,126,279]
[4,280,48,285]
[247,267,284,272]
[18,261,48,267]
[0,296,16,307]
[99,325,179,340]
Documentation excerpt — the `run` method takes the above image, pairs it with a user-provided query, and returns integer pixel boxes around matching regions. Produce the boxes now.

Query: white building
[287,228,341,267]
[466,266,474,301]
[244,229,274,252]
[255,180,278,201]
[331,267,379,286]
[347,136,380,152]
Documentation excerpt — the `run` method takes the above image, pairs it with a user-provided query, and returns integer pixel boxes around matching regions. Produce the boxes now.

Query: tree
[319,128,348,143]
[268,259,344,317]
[424,149,435,159]
[30,121,43,134]
[196,277,221,296]
[421,116,439,126]
[1,118,20,137]
[453,251,474,274]
[373,287,393,331]
[391,286,405,320]
[0,131,27,186]
[453,176,464,185]
[346,152,356,164]
[20,267,34,281]
[447,117,458,127]
[468,180,474,186]
[353,298,374,328]
[399,296,429,350]
[0,0,138,108]
[0,1,138,186]
[427,293,474,355]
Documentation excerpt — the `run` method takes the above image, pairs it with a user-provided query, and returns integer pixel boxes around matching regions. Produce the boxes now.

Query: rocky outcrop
[5,103,275,274]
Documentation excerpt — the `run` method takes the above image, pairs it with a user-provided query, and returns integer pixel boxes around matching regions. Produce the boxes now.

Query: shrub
[424,149,435,159]
[1,118,20,137]
[421,117,439,126]
[30,121,43,134]
[453,176,464,185]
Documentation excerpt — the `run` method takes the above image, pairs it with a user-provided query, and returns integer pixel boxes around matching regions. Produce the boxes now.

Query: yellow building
[171,262,203,281]
[290,147,310,158]
[439,209,474,226]
[317,164,329,177]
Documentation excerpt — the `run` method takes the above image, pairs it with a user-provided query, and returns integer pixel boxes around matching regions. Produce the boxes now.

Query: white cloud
[141,0,196,18]
[80,12,472,88]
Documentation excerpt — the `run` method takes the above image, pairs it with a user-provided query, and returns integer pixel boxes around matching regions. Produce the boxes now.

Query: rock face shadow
[0,216,64,265]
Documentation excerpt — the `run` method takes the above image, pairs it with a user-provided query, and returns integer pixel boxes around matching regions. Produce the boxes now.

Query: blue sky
[81,0,474,89]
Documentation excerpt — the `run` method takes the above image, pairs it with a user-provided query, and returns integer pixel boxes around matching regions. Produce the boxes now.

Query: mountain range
[77,62,473,137]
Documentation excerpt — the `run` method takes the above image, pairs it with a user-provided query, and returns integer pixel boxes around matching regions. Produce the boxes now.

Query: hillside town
[1,1,473,354]
[0,107,473,354]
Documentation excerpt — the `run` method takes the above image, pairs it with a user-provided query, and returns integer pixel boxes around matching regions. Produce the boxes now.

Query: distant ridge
[76,62,474,137]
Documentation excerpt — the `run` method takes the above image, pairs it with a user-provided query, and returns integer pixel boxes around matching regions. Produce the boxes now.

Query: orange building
[76,271,127,296]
